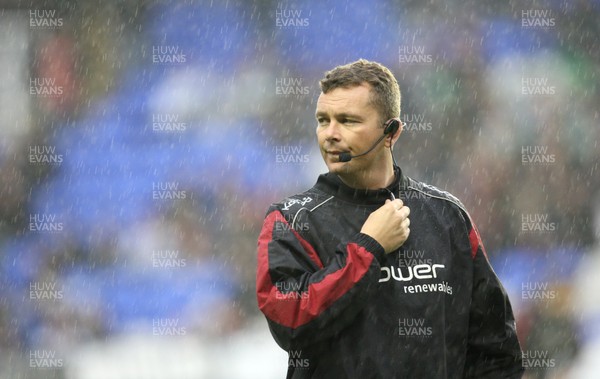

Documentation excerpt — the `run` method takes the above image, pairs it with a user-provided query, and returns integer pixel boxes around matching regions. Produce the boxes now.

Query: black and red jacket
[256,167,523,378]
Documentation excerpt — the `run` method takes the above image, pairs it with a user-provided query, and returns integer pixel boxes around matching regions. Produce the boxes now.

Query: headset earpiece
[339,118,402,162]
[383,118,401,135]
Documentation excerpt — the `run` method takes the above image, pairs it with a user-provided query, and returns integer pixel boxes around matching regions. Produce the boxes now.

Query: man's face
[316,84,388,176]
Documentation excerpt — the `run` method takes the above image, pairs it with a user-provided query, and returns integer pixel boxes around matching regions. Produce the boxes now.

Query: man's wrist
[355,233,386,262]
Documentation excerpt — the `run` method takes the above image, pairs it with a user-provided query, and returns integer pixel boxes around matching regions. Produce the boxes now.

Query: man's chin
[325,160,349,174]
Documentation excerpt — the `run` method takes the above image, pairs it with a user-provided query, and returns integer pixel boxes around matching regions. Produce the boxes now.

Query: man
[256,59,523,378]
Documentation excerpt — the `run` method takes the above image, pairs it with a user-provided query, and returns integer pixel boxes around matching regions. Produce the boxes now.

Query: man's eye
[317,118,328,126]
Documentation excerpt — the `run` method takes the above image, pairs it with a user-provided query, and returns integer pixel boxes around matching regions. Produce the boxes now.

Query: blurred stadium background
[0,0,599,378]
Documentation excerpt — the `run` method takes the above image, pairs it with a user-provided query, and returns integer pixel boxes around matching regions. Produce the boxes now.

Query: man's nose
[324,120,342,140]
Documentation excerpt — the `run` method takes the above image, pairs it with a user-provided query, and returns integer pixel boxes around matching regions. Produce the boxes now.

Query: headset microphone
[338,134,387,162]
[338,118,401,162]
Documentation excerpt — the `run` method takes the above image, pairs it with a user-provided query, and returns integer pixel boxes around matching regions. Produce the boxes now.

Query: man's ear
[386,119,403,148]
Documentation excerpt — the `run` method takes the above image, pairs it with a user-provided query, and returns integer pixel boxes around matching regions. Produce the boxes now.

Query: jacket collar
[314,165,409,205]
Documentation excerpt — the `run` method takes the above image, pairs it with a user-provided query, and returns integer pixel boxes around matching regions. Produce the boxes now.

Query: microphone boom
[338,134,387,162]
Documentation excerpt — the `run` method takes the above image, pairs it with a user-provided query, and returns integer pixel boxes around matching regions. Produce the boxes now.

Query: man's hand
[360,199,410,254]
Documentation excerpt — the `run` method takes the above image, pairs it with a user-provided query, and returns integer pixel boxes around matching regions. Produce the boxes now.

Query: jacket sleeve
[256,207,385,351]
[462,217,524,378]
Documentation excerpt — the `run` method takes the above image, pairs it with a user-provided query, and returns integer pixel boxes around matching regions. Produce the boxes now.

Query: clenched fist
[360,199,410,254]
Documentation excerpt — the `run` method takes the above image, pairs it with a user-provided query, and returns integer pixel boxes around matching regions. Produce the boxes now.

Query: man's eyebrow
[336,112,362,120]
[315,111,363,119]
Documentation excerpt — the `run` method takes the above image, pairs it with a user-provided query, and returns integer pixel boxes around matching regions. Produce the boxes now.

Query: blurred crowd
[0,0,599,378]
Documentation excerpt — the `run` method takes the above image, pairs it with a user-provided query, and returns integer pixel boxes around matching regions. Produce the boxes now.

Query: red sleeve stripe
[468,223,487,260]
[256,211,374,328]
[271,210,323,269]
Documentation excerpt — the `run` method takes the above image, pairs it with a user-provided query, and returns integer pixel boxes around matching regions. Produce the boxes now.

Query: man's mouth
[324,150,351,164]
[326,150,347,160]
[325,148,349,155]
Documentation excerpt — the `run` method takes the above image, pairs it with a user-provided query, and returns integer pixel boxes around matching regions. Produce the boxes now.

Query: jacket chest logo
[379,250,453,295]
[379,264,444,282]
[282,196,312,210]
